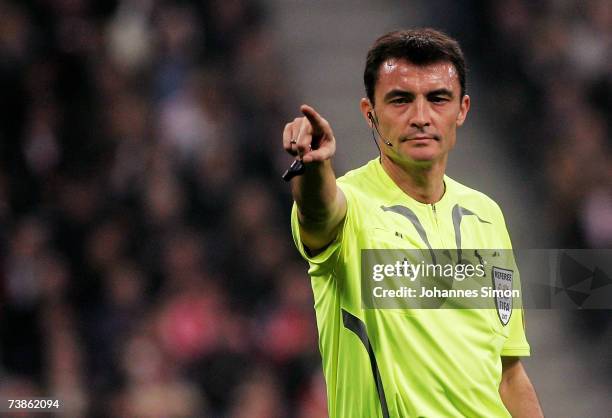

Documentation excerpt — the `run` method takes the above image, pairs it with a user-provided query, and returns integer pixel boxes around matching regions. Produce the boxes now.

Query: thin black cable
[370,128,382,156]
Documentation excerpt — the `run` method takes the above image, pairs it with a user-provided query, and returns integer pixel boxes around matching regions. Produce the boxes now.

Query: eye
[391,97,410,104]
[429,96,450,103]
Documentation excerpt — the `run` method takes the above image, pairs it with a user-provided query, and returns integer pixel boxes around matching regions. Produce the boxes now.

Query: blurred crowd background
[479,0,612,249]
[0,0,610,417]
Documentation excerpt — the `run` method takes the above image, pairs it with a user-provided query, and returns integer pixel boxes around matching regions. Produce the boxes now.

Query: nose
[409,96,431,129]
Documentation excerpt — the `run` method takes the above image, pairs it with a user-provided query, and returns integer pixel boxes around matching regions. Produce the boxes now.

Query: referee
[282,29,543,417]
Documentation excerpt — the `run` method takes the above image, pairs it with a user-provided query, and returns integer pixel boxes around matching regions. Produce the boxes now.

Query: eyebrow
[383,88,455,102]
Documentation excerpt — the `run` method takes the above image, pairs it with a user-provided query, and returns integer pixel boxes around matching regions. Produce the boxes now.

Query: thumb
[302,147,334,163]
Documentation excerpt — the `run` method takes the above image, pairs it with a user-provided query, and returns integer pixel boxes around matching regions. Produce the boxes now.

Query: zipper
[430,203,444,248]
[431,203,438,226]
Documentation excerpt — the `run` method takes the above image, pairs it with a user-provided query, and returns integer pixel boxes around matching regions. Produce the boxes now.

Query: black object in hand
[282,159,305,181]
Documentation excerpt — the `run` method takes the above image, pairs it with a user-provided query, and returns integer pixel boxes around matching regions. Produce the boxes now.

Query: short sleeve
[501,306,530,356]
[495,204,531,357]
[290,182,357,277]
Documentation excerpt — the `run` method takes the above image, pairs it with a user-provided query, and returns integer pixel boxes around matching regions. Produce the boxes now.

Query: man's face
[363,58,470,166]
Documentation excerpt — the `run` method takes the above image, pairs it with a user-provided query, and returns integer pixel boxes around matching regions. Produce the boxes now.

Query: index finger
[295,116,312,157]
[300,104,326,133]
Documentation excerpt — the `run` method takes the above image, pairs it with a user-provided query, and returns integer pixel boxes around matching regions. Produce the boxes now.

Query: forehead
[375,58,460,96]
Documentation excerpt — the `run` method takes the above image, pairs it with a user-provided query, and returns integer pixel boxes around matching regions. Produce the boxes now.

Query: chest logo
[492,266,514,325]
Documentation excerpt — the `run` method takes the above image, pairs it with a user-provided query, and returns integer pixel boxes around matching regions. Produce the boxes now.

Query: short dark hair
[364,28,467,104]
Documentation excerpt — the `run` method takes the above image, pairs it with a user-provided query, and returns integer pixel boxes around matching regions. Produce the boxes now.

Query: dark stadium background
[0,0,610,416]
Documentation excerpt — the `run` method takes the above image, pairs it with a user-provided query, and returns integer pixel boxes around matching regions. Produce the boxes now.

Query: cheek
[382,111,407,132]
[432,111,456,132]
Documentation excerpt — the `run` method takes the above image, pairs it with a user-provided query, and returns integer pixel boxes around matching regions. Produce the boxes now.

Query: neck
[380,154,446,204]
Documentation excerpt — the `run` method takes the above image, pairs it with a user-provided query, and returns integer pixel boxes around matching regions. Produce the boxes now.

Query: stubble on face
[374,59,465,168]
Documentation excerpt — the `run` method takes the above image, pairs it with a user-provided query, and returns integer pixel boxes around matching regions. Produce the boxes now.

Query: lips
[402,135,439,142]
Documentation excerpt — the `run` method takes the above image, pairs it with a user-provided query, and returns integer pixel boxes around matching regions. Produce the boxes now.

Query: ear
[360,98,374,128]
[456,94,470,127]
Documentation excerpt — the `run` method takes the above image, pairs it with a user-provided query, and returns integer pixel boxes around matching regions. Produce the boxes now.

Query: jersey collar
[372,158,453,210]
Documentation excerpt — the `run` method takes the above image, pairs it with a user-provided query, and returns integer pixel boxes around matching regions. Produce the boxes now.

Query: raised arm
[282,105,347,252]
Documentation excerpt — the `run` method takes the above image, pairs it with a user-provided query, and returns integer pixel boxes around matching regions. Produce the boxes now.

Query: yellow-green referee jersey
[291,159,530,418]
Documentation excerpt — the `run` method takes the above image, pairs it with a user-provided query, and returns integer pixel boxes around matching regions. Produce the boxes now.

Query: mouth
[401,135,439,142]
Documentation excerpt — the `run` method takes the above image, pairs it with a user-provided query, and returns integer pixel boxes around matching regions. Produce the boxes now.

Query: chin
[398,143,444,163]
[403,151,439,163]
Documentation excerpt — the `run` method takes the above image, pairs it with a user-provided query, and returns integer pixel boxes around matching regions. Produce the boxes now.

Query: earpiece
[368,111,392,147]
